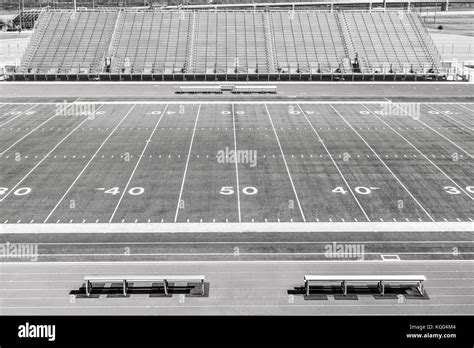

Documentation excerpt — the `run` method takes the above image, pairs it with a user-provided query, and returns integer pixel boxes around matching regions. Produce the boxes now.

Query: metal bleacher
[343,11,439,74]
[15,9,444,81]
[20,10,117,75]
[108,11,190,74]
[12,10,41,30]
[189,11,271,75]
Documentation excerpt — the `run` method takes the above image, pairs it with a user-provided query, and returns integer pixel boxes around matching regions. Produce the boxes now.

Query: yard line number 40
[96,187,145,195]
[332,186,379,195]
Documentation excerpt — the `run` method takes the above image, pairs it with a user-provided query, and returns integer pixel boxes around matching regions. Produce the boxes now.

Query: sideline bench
[304,275,426,296]
[84,275,205,297]
[175,86,222,94]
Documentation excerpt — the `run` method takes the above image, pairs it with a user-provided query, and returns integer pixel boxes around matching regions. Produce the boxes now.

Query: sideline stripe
[3,81,473,85]
[0,101,393,105]
[0,222,472,234]
[0,251,471,257]
[1,260,473,265]
[2,240,473,245]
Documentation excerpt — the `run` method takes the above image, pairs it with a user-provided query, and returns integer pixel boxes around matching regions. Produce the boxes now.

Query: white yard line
[43,105,134,223]
[362,104,474,200]
[232,103,242,223]
[0,111,60,156]
[459,104,474,113]
[108,104,169,223]
[0,107,103,203]
[296,104,370,222]
[264,104,306,222]
[405,106,473,158]
[425,104,473,131]
[0,104,38,127]
[174,104,201,222]
[330,104,435,222]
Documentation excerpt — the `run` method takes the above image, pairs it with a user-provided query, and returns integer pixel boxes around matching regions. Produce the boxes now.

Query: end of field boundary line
[0,222,472,234]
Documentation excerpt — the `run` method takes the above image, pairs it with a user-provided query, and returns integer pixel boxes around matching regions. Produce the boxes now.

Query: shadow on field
[288,285,430,301]
[70,282,210,298]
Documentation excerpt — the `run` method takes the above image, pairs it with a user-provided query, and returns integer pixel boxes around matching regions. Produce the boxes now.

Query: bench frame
[304,275,426,297]
[84,275,205,297]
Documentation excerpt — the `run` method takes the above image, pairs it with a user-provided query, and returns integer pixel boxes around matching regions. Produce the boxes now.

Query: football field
[0,101,472,225]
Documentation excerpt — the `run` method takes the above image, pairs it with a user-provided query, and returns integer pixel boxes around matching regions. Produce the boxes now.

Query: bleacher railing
[412,12,444,67]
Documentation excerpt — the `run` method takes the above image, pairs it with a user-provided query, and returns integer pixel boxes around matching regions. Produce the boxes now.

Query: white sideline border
[1,101,474,105]
[2,81,474,85]
[1,100,393,105]
[0,222,472,234]
[1,260,473,265]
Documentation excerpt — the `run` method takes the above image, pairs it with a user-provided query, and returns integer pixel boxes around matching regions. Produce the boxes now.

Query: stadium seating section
[12,10,40,30]
[17,9,443,79]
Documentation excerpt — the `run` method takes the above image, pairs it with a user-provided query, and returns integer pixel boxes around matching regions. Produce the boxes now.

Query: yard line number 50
[220,186,258,195]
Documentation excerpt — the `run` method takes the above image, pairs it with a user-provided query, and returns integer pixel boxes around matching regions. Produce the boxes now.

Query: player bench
[84,275,205,297]
[304,275,426,296]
